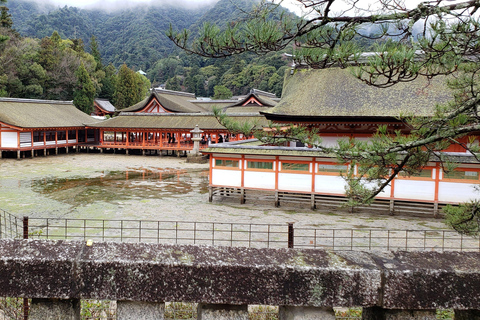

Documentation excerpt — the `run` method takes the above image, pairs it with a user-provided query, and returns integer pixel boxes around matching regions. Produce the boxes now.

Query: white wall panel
[212,169,242,187]
[438,182,480,203]
[19,132,31,143]
[315,175,346,194]
[244,171,275,189]
[278,173,312,192]
[363,180,391,198]
[1,132,17,148]
[320,136,341,148]
[394,180,435,201]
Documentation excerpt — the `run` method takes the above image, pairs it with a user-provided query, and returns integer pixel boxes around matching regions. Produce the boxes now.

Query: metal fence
[13,216,480,252]
[0,209,464,320]
[0,208,22,239]
[24,217,289,248]
[293,228,480,252]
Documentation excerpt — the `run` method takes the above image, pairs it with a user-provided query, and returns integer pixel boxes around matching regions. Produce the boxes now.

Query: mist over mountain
[8,0,225,70]
[13,0,219,12]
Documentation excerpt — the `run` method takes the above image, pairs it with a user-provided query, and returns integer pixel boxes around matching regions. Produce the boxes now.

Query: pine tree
[114,63,138,109]
[0,5,12,29]
[73,63,95,114]
[99,63,116,101]
[89,36,103,71]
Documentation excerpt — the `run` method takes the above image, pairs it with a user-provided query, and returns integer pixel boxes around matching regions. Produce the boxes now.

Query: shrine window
[443,170,480,181]
[398,169,433,180]
[247,161,274,170]
[215,159,239,168]
[281,162,310,172]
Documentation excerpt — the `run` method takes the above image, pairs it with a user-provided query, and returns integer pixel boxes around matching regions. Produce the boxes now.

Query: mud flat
[0,153,448,230]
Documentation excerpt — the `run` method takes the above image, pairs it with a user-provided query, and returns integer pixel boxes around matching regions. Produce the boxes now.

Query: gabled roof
[120,90,205,113]
[263,68,453,121]
[94,99,116,113]
[190,100,237,112]
[0,98,99,129]
[86,113,267,130]
[222,91,278,113]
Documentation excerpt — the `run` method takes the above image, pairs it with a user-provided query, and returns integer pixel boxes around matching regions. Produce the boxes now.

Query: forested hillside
[5,0,291,101]
[8,1,209,70]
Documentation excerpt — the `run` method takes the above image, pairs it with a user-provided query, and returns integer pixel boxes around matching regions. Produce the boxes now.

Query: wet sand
[0,153,449,230]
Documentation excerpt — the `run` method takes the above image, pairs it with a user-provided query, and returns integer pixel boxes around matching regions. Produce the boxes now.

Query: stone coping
[1,239,479,310]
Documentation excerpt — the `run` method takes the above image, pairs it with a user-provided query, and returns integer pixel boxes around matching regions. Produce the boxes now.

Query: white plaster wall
[438,182,480,203]
[212,169,242,187]
[314,175,346,194]
[278,173,312,192]
[363,181,391,199]
[320,136,341,148]
[244,171,276,189]
[394,180,435,201]
[1,132,17,148]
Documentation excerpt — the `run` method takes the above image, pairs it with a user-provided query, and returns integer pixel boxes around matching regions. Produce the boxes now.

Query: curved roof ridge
[0,97,73,105]
[153,88,196,98]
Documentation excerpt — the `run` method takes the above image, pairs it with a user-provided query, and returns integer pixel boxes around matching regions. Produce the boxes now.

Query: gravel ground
[0,153,450,231]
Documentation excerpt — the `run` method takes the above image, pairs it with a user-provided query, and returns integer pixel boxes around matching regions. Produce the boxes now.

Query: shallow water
[0,156,210,220]
[30,168,209,206]
[0,154,450,230]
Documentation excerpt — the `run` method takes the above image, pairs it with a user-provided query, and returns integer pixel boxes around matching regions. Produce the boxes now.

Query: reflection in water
[31,168,209,206]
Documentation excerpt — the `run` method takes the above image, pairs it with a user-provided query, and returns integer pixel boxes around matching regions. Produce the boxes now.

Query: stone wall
[1,239,480,319]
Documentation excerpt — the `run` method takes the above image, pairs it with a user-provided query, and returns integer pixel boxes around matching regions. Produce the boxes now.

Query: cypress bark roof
[0,98,98,129]
[263,68,453,119]
[120,90,206,113]
[94,99,116,113]
[86,113,267,130]
[222,92,278,113]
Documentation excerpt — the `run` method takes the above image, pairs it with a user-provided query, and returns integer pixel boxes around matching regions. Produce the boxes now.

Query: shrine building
[202,68,480,214]
[0,98,99,159]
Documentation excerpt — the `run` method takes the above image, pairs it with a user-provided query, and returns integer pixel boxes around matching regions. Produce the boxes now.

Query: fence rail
[293,228,480,252]
[10,215,478,252]
[0,209,22,239]
[26,218,289,248]
[1,208,479,251]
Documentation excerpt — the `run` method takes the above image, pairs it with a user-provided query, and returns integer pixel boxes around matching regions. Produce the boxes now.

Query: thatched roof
[0,98,99,129]
[86,113,267,130]
[263,68,453,120]
[120,90,205,113]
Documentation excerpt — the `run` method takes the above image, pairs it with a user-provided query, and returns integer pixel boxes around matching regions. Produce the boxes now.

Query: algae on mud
[0,153,451,229]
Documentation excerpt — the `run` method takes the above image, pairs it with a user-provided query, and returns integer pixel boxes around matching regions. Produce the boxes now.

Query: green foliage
[213,106,260,136]
[165,75,182,91]
[9,2,209,71]
[8,0,288,98]
[99,63,117,100]
[73,62,96,114]
[89,35,102,71]
[80,300,115,320]
[191,0,480,235]
[445,200,480,237]
[0,5,12,29]
[213,85,232,99]
[114,64,148,109]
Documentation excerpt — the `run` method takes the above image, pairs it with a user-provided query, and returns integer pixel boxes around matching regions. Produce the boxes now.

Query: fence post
[288,222,294,248]
[22,216,29,320]
[23,216,29,240]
